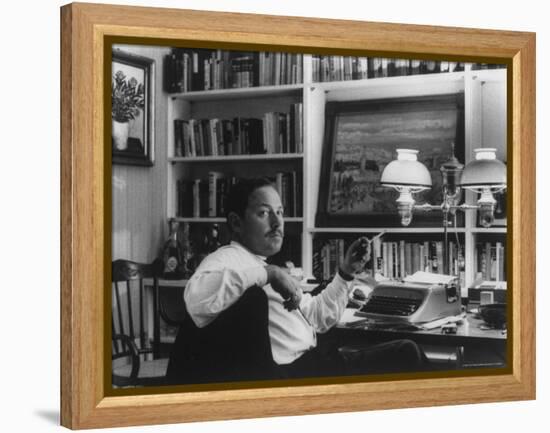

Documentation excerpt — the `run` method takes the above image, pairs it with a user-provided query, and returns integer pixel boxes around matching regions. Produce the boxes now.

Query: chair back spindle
[111,259,167,387]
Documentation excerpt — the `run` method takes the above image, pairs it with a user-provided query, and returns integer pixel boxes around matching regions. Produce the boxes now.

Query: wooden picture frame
[61,3,535,429]
[111,49,155,166]
[316,94,465,228]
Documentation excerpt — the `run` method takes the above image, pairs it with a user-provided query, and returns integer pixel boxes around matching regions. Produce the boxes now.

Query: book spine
[322,243,330,281]
[200,179,209,217]
[485,242,492,280]
[329,239,338,278]
[405,242,413,276]
[290,171,297,217]
[208,172,220,217]
[496,242,502,282]
[217,178,227,217]
[182,121,191,157]
[399,240,405,279]
[436,241,444,274]
[373,236,382,277]
[173,119,182,157]
[183,180,193,217]
[387,242,394,279]
[281,173,289,217]
[337,239,345,271]
[209,119,218,156]
[312,248,322,281]
[192,179,201,218]
[427,242,433,272]
[412,243,421,274]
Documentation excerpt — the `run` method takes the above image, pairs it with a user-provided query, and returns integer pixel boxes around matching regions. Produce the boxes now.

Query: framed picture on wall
[316,94,465,227]
[111,49,155,166]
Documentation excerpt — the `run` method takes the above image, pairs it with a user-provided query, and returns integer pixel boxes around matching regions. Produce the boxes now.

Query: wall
[112,44,171,262]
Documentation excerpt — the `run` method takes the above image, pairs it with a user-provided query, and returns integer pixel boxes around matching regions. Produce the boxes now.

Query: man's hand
[340,237,372,276]
[265,264,302,311]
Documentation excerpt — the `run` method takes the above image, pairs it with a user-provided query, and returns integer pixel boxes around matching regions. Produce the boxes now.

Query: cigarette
[367,230,386,243]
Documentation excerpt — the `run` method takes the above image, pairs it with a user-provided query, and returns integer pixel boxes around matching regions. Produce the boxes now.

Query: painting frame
[111,49,154,166]
[61,3,535,429]
[316,93,465,228]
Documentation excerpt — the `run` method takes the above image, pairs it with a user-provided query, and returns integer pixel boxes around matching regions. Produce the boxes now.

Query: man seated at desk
[176,178,429,381]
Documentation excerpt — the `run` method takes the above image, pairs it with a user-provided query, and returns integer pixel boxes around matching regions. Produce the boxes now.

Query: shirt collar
[230,240,268,263]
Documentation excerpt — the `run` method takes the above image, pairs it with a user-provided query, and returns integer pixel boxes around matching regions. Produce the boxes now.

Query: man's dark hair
[225,177,275,220]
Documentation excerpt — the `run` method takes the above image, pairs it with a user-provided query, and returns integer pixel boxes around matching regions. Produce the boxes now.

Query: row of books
[273,171,303,218]
[257,51,303,87]
[164,48,505,92]
[312,239,347,282]
[164,49,303,93]
[176,171,303,218]
[475,241,506,282]
[372,240,464,281]
[312,56,467,82]
[312,238,465,283]
[173,103,303,157]
[470,63,506,70]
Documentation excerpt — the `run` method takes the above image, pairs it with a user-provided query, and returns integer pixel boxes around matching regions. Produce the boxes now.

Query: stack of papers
[418,313,466,330]
[474,280,507,290]
[339,309,366,325]
[402,271,456,285]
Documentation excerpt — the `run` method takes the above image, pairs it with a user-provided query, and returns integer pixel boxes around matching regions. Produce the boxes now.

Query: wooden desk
[142,280,507,368]
[335,308,507,368]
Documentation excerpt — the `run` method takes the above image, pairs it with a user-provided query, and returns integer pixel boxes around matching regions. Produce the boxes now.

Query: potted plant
[112,70,145,151]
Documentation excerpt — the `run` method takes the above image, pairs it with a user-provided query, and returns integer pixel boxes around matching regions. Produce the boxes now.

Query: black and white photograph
[110,42,509,389]
[4,0,547,432]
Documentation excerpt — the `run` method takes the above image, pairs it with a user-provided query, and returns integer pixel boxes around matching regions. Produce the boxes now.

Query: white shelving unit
[165,54,507,295]
[168,153,303,163]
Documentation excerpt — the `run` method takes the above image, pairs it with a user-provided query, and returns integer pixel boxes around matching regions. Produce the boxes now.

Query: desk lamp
[380,146,506,275]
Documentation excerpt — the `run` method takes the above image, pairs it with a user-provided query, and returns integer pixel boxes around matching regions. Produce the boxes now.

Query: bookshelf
[163,48,506,296]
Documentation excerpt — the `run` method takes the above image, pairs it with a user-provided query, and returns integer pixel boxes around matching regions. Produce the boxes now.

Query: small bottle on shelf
[204,224,222,253]
[160,218,188,279]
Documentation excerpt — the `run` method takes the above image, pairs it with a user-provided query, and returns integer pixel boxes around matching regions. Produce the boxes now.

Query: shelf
[468,68,507,82]
[161,52,507,290]
[169,83,303,102]
[169,153,303,163]
[175,217,303,223]
[309,227,467,234]
[470,227,507,234]
[311,71,466,92]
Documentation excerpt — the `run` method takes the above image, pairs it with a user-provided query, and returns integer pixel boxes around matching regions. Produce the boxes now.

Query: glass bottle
[161,219,186,279]
[205,224,222,253]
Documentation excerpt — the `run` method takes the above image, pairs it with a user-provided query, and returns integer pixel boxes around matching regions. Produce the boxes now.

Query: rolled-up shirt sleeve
[298,273,354,334]
[184,262,268,328]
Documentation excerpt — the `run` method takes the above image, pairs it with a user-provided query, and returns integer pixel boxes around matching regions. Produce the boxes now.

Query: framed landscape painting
[316,93,465,227]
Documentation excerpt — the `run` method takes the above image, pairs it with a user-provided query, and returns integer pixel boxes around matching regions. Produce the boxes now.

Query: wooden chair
[111,259,168,387]
[158,284,187,327]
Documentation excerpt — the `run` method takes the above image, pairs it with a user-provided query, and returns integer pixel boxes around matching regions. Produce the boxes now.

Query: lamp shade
[380,149,432,189]
[460,148,506,189]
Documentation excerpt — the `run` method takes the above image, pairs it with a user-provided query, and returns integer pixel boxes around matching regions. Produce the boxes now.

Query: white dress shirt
[184,241,353,365]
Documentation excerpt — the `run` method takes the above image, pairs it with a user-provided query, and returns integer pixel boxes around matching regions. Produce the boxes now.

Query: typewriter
[356,274,461,324]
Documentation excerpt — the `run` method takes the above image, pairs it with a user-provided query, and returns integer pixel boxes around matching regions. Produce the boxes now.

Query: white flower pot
[112,120,129,151]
